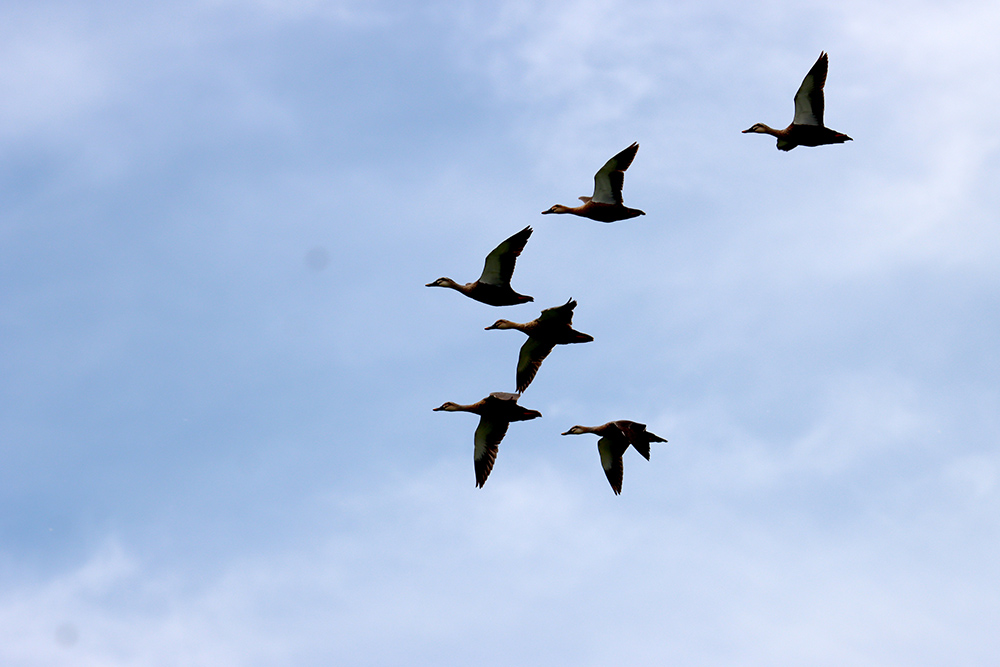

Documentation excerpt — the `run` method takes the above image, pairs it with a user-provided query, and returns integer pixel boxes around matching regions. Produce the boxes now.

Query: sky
[2,0,999,664]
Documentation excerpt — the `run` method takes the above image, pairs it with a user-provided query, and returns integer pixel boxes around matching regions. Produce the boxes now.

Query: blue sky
[2,0,999,664]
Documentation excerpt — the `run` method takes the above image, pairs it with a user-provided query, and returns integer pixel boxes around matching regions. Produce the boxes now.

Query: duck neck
[441,278,476,295]
[488,320,528,332]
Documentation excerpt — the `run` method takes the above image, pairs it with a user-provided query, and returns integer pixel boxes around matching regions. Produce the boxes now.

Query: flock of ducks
[428,52,851,494]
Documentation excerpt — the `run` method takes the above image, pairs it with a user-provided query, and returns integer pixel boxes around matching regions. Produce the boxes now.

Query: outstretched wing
[516,337,556,393]
[591,143,639,205]
[792,52,828,127]
[614,420,667,461]
[473,415,510,488]
[479,226,533,286]
[597,437,627,495]
[536,298,577,326]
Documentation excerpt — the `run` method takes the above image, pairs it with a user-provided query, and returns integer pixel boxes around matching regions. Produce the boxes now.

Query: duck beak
[741,127,754,133]
[560,430,572,436]
[541,208,553,214]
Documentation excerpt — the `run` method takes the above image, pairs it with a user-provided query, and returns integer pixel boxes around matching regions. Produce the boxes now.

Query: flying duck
[561,421,666,494]
[433,392,541,488]
[485,298,594,393]
[542,143,645,222]
[426,226,534,306]
[742,52,852,151]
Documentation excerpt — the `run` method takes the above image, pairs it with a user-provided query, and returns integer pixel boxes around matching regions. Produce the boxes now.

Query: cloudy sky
[2,0,999,664]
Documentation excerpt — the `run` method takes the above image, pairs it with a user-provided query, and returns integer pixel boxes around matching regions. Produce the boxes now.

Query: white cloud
[0,16,111,140]
[2,452,997,666]
[946,453,999,500]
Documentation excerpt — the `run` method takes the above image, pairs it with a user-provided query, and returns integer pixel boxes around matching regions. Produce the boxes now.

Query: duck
[560,421,666,495]
[742,52,852,151]
[542,143,645,222]
[433,392,542,488]
[426,226,534,306]
[485,298,594,393]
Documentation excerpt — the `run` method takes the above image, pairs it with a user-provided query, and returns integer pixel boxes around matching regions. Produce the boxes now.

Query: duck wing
[614,420,667,461]
[536,298,578,327]
[535,299,593,345]
[516,336,556,393]
[479,226,532,286]
[487,391,521,402]
[591,142,639,205]
[473,415,510,487]
[597,437,628,495]
[792,52,828,127]
[485,391,541,421]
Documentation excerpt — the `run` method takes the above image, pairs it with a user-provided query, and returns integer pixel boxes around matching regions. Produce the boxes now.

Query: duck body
[433,392,541,488]
[485,298,594,393]
[426,278,533,306]
[542,143,645,223]
[561,421,666,494]
[426,226,534,306]
[543,199,645,223]
[744,122,852,151]
[742,52,852,151]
